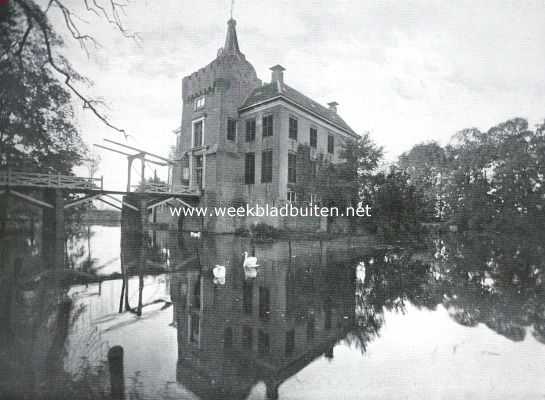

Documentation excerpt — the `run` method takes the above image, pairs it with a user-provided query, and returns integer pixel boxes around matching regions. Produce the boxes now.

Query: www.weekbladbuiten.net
[169,203,372,218]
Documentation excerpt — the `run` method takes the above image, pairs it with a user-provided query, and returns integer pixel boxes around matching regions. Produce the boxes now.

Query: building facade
[172,18,359,233]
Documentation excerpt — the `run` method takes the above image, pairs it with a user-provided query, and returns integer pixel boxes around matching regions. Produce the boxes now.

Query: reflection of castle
[170,235,358,399]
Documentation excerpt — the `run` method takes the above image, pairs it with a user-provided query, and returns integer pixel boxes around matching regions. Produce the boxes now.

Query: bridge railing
[0,169,103,190]
[131,182,199,195]
[135,182,172,193]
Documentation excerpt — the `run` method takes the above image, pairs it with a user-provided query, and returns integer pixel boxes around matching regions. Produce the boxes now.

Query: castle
[171,18,359,233]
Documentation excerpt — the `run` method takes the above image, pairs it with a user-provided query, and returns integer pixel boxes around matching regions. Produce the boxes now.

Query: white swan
[190,232,201,238]
[244,266,257,279]
[356,261,366,283]
[243,251,259,268]
[213,265,226,285]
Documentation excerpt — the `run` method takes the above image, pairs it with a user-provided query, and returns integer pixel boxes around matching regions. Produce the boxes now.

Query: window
[259,286,271,320]
[285,330,295,356]
[289,117,298,140]
[258,330,270,356]
[191,277,201,308]
[261,150,273,183]
[288,153,297,184]
[193,96,205,111]
[181,156,190,185]
[242,326,253,349]
[193,120,203,148]
[327,134,334,154]
[243,281,253,314]
[310,127,317,148]
[245,153,255,184]
[227,118,237,141]
[309,193,319,205]
[195,155,203,188]
[263,115,273,137]
[246,118,256,142]
[287,190,297,203]
[190,313,200,344]
[311,161,317,179]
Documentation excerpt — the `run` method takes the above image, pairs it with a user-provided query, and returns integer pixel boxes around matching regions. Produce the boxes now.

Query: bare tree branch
[12,0,131,138]
[89,0,141,42]
[51,0,101,56]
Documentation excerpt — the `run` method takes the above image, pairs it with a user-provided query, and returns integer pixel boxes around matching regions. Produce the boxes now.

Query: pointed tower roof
[223,18,241,55]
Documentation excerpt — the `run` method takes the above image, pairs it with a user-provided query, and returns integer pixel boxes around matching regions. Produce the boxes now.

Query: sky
[46,0,545,190]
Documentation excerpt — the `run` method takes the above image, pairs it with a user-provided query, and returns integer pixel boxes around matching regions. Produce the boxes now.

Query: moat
[1,223,544,399]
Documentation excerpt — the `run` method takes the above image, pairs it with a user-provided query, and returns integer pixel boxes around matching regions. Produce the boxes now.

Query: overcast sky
[48,0,545,190]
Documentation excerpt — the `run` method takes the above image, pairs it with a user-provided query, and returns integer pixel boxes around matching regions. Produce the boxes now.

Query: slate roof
[239,82,358,137]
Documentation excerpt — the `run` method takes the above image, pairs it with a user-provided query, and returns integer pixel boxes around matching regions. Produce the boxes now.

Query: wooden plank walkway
[0,170,200,197]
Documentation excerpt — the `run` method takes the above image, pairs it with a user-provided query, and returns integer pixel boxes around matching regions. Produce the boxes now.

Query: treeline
[319,118,545,238]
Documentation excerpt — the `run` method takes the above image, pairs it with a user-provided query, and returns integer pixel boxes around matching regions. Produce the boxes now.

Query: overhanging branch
[12,0,135,138]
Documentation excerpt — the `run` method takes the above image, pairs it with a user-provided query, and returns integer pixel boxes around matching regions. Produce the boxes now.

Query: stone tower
[173,18,262,231]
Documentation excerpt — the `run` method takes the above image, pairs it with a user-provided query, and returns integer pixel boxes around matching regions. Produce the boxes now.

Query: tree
[370,167,427,240]
[1,0,137,172]
[445,118,545,231]
[315,133,383,210]
[0,5,85,171]
[399,142,448,221]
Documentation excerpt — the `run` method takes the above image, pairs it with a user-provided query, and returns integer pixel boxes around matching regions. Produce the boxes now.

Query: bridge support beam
[42,189,65,269]
[121,194,149,233]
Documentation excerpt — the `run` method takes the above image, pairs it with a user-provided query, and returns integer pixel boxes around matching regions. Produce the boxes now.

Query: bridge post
[139,197,149,233]
[108,346,125,399]
[121,194,149,233]
[265,379,280,400]
[42,189,65,269]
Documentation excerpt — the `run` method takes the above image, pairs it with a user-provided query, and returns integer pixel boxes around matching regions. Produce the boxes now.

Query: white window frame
[193,95,205,111]
[190,117,206,188]
[192,117,205,149]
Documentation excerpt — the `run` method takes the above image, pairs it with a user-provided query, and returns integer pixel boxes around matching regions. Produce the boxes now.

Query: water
[1,225,544,399]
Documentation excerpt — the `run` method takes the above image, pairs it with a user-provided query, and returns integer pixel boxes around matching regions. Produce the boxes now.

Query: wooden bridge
[0,169,199,269]
[0,169,199,210]
[0,140,201,269]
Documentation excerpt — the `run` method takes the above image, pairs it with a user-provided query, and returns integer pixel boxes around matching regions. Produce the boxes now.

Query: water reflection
[171,236,359,399]
[0,224,544,399]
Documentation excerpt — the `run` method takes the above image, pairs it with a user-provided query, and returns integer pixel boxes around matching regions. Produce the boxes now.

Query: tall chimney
[270,65,286,84]
[328,101,339,113]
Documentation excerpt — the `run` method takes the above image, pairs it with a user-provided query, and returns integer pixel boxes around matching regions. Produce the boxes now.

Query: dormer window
[193,96,205,111]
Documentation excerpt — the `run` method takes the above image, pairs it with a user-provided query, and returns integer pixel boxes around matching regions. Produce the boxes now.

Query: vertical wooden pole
[127,158,133,193]
[55,189,64,268]
[42,189,65,269]
[108,346,125,399]
[266,380,279,400]
[140,157,145,192]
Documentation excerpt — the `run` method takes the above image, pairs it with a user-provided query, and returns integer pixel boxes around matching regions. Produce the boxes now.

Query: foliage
[0,4,86,172]
[369,167,428,240]
[315,133,383,209]
[398,141,448,220]
[398,118,545,233]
